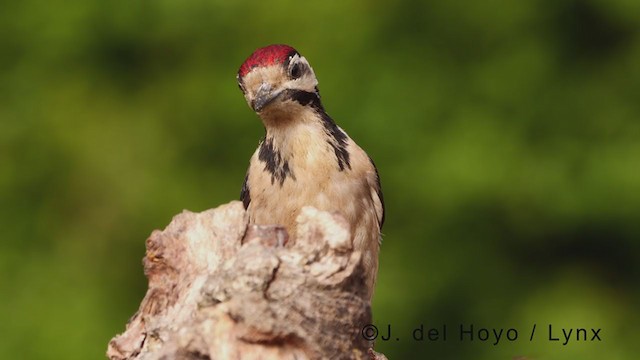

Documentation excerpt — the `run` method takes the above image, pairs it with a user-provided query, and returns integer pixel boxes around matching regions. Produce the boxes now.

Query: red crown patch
[238,44,299,78]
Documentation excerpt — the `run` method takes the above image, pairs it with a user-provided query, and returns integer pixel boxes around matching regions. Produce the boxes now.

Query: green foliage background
[1,0,639,359]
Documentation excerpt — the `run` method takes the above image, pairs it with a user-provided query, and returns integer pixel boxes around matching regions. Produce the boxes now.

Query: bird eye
[289,63,302,79]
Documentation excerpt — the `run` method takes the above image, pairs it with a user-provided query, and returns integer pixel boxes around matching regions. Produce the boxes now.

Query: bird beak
[251,82,282,112]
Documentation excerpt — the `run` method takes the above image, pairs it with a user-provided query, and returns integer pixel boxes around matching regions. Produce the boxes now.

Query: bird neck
[261,106,327,160]
[259,103,352,178]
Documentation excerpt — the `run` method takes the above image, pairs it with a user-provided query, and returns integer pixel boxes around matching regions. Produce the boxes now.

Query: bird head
[237,45,320,118]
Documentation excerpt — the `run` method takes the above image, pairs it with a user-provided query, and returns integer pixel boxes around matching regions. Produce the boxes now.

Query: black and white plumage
[237,44,384,299]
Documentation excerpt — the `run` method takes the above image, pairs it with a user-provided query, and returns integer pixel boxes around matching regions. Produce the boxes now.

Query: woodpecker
[237,44,384,299]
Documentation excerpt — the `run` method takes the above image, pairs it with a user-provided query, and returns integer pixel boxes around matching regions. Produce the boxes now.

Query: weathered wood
[107,201,386,360]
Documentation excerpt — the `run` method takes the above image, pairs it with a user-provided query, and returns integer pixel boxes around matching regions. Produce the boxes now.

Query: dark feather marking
[283,49,299,68]
[369,156,385,228]
[321,111,351,171]
[287,89,323,111]
[286,89,351,171]
[240,173,250,209]
[258,137,295,186]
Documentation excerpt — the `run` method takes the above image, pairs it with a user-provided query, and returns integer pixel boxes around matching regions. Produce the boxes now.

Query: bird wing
[368,157,385,229]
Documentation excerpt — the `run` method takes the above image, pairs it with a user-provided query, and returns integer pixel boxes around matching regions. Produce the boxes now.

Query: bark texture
[107,201,387,360]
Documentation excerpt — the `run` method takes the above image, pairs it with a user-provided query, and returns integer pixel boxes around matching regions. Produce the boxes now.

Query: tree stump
[107,201,387,360]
